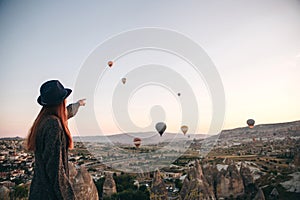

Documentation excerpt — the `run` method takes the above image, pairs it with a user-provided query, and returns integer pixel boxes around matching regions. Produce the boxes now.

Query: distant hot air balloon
[122,78,126,84]
[108,61,113,67]
[178,93,181,96]
[155,122,167,137]
[133,137,141,148]
[247,119,255,128]
[181,125,188,135]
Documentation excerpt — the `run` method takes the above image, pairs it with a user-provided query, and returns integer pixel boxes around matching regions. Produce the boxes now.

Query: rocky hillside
[219,120,300,141]
[178,160,265,200]
[0,164,99,200]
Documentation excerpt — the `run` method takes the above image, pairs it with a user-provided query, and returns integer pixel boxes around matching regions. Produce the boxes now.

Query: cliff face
[69,163,99,200]
[102,172,117,198]
[150,169,168,200]
[180,160,215,200]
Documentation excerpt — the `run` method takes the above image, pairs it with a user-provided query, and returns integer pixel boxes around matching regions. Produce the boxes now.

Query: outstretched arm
[67,99,86,119]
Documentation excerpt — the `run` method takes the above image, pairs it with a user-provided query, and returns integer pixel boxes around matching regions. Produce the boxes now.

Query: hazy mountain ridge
[219,120,300,140]
[75,120,300,144]
[2,120,299,143]
[73,132,208,145]
[0,136,23,141]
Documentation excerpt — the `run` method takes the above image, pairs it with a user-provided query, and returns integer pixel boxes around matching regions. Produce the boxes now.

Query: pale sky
[1,0,300,137]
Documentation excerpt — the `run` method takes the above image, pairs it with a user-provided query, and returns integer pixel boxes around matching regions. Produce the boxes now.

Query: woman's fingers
[77,99,86,106]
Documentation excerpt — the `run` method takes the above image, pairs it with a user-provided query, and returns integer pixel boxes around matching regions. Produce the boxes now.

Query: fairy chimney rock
[150,169,168,200]
[69,163,99,200]
[180,160,215,200]
[216,162,244,198]
[103,172,117,197]
[254,188,266,200]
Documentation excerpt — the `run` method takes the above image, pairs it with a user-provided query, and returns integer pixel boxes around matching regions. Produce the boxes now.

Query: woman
[26,80,85,200]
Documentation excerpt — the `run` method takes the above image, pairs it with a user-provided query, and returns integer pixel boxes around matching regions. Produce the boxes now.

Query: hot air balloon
[122,78,126,84]
[133,137,141,148]
[247,119,255,128]
[178,93,181,96]
[108,61,113,67]
[155,122,167,137]
[181,125,188,135]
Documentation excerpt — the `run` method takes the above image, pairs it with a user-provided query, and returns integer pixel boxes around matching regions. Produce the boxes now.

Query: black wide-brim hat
[37,80,72,106]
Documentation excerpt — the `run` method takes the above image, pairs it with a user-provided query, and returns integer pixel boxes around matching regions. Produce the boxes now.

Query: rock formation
[202,163,219,197]
[294,151,300,167]
[269,187,279,199]
[102,172,117,198]
[194,161,264,199]
[0,185,10,200]
[253,188,265,200]
[180,160,215,200]
[69,163,99,200]
[216,162,244,198]
[240,163,263,199]
[240,163,254,187]
[150,169,168,200]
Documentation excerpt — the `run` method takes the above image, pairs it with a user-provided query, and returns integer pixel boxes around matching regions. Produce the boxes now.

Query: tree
[139,185,150,198]
[100,173,150,200]
[114,190,149,200]
[113,174,136,192]
[175,179,183,191]
[94,177,105,197]
[11,185,29,199]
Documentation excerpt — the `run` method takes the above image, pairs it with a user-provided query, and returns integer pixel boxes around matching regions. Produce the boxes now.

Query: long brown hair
[26,100,73,151]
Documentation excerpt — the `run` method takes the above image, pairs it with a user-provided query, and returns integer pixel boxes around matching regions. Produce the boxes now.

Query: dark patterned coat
[29,103,79,200]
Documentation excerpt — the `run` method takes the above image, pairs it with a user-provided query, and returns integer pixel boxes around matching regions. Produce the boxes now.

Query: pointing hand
[77,99,86,106]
